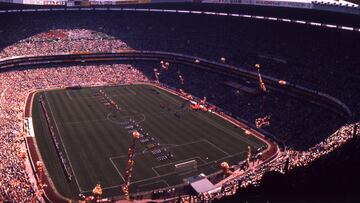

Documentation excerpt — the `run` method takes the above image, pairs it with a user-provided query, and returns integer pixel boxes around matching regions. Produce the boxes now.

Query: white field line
[202,139,230,156]
[109,157,125,182]
[194,112,261,148]
[148,83,268,151]
[44,94,83,192]
[110,139,205,159]
[138,180,169,188]
[125,86,137,95]
[59,108,187,126]
[156,87,183,105]
[65,91,73,100]
[178,169,198,176]
[59,118,108,125]
[147,151,247,182]
[83,150,247,193]
[152,167,161,177]
[152,156,205,172]
[49,84,265,193]
[104,93,138,98]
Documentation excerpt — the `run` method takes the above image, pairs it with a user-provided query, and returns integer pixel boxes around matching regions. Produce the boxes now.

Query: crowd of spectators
[1,11,358,118]
[0,29,131,59]
[181,122,359,202]
[0,8,359,202]
[238,122,359,188]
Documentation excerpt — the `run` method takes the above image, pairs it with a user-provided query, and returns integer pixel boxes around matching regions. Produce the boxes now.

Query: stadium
[0,0,359,202]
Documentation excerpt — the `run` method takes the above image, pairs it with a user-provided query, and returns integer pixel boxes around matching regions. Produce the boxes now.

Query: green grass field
[31,84,266,199]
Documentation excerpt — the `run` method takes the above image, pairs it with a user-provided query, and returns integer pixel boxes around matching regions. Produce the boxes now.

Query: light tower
[122,130,141,200]
[92,183,103,201]
[221,161,230,174]
[255,64,267,92]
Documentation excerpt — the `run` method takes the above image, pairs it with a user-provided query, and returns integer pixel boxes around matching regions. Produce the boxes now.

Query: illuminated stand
[255,63,267,92]
[221,162,232,175]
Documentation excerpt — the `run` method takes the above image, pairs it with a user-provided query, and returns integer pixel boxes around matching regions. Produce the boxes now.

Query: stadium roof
[190,178,216,194]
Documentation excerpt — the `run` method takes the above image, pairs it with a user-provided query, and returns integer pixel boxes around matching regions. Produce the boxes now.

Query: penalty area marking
[83,150,247,193]
[152,156,207,172]
[108,137,232,184]
[193,112,262,148]
[109,157,125,182]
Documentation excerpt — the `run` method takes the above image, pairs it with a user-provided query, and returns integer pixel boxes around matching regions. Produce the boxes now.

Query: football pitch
[31,84,266,199]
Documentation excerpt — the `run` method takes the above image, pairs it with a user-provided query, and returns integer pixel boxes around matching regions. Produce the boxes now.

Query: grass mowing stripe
[32,94,79,197]
[192,112,262,148]
[32,85,268,198]
[132,91,250,155]
[128,86,177,113]
[43,93,83,192]
[121,86,163,114]
[53,92,101,181]
[142,113,189,145]
[61,91,130,187]
[132,90,242,156]
[152,87,183,106]
[192,116,252,154]
[133,88,247,153]
[51,91,121,190]
[140,86,183,110]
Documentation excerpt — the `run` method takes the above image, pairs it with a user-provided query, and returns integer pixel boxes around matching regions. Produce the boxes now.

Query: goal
[174,160,197,172]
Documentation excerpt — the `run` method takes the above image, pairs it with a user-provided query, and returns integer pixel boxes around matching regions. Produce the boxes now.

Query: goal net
[174,160,197,172]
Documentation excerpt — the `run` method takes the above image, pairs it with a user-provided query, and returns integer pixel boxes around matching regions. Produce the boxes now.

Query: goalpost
[174,160,198,172]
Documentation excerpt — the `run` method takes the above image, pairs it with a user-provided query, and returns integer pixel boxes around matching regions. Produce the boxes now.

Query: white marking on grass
[125,86,137,95]
[152,167,161,176]
[110,139,205,159]
[65,91,73,100]
[83,150,247,192]
[194,113,261,148]
[152,156,205,172]
[178,169,198,176]
[156,88,182,105]
[202,139,230,156]
[128,151,247,185]
[105,111,146,125]
[109,157,125,182]
[107,93,138,98]
[44,94,83,192]
[142,143,178,154]
[59,118,108,125]
[138,180,169,188]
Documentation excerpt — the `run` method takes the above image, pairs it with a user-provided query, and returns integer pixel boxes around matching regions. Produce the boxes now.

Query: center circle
[107,110,145,125]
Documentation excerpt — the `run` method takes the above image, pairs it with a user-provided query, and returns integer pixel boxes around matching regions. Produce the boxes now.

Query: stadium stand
[0,2,359,202]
